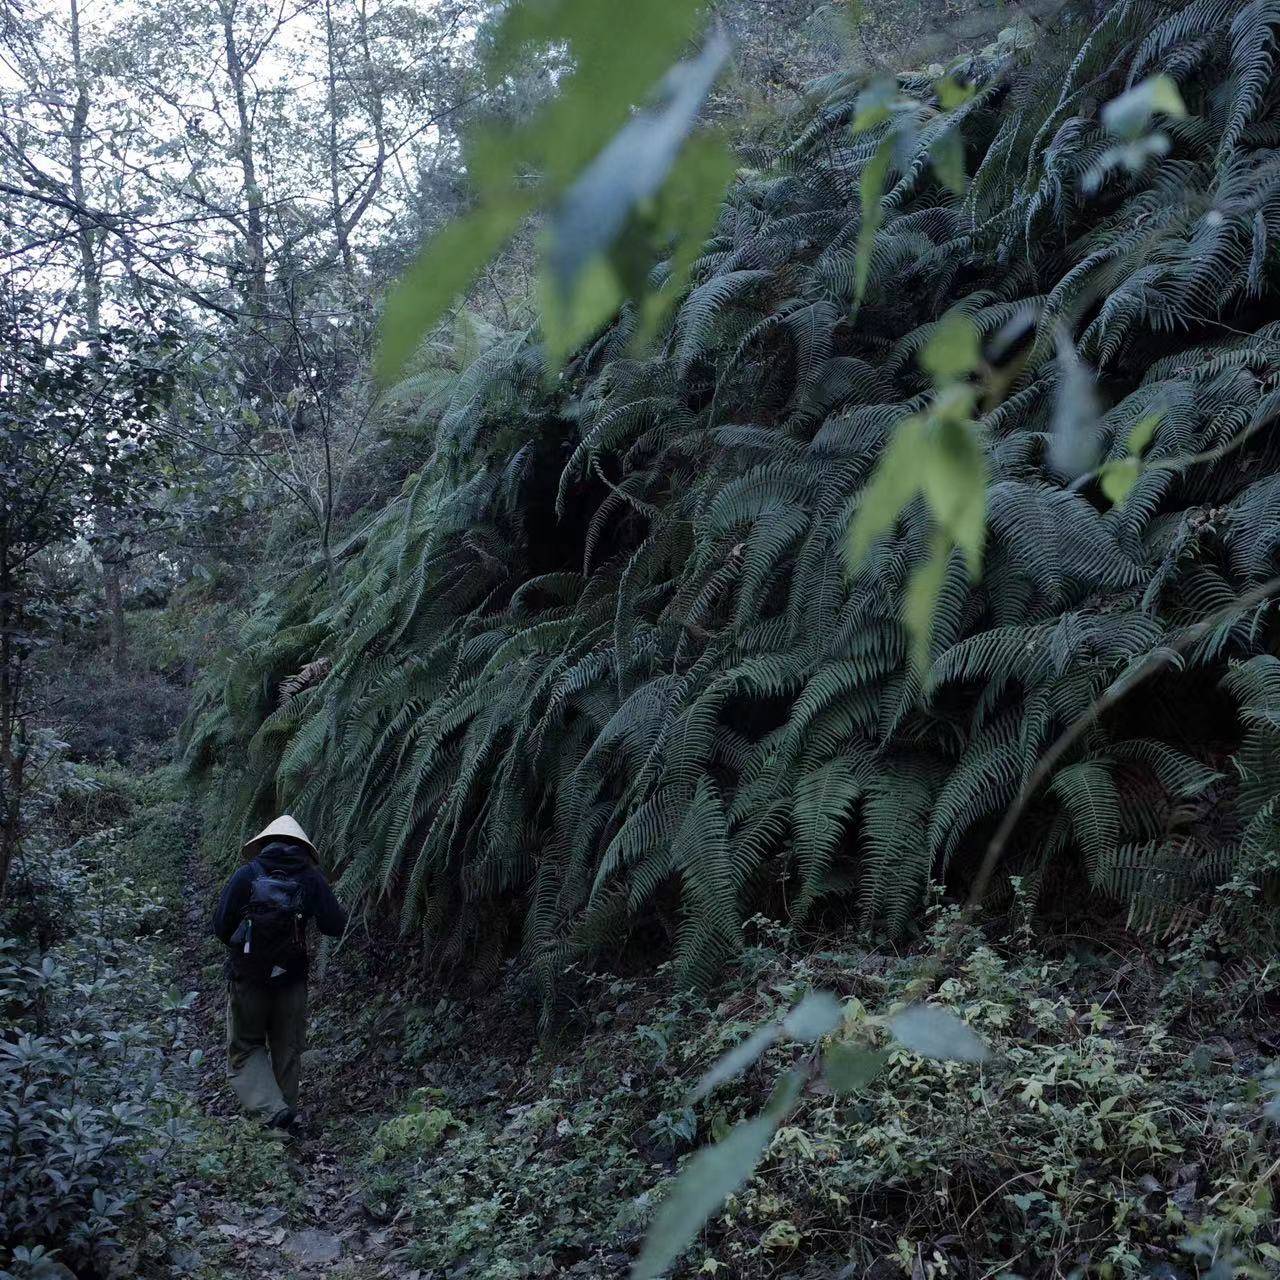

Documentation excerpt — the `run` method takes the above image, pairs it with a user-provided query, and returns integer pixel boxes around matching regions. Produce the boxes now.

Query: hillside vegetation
[186,0,1280,992]
[9,1,1280,1276]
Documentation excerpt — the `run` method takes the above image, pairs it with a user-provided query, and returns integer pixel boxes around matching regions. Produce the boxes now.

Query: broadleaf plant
[377,0,732,381]
[635,994,991,1277]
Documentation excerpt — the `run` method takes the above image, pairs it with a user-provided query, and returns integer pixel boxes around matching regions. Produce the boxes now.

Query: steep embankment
[205,904,1280,1279]
[187,0,1280,988]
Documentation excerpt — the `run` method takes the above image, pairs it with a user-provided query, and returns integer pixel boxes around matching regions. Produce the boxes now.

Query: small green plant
[369,1089,457,1162]
[175,1111,300,1206]
[402,999,466,1065]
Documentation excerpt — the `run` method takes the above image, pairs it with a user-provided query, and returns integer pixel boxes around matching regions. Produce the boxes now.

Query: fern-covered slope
[187,0,1280,986]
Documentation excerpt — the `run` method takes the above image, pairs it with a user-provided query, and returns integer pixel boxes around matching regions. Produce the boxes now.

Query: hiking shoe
[268,1106,296,1130]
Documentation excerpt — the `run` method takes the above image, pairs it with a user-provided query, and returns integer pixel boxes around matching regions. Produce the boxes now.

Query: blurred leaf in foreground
[823,1042,887,1094]
[632,1071,804,1280]
[379,0,732,382]
[1102,74,1186,139]
[888,1004,990,1063]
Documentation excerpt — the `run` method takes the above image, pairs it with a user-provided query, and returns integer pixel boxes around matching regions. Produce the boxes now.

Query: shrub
[50,667,188,767]
[371,911,1280,1277]
[0,834,193,1277]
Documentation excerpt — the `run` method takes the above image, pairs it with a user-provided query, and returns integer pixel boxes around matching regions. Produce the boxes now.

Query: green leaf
[540,254,625,371]
[921,313,980,384]
[931,130,967,196]
[1082,134,1172,192]
[844,415,925,567]
[690,992,840,1103]
[1126,411,1162,455]
[822,1043,887,1094]
[689,1023,781,1102]
[852,78,896,133]
[633,1072,804,1280]
[1101,74,1187,140]
[1050,761,1119,875]
[852,134,893,311]
[920,420,987,575]
[485,0,592,75]
[377,196,531,383]
[482,0,707,189]
[936,75,976,110]
[1049,329,1100,480]
[904,538,948,675]
[547,33,730,306]
[452,309,496,368]
[888,1004,990,1063]
[635,133,737,349]
[780,991,843,1041]
[383,0,725,384]
[1099,457,1141,506]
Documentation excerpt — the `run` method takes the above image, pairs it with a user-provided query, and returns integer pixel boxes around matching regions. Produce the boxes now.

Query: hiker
[211,815,347,1129]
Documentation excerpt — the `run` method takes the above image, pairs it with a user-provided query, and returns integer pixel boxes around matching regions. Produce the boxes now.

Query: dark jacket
[212,839,347,985]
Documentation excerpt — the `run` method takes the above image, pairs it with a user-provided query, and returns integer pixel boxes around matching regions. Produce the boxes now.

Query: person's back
[211,816,346,1129]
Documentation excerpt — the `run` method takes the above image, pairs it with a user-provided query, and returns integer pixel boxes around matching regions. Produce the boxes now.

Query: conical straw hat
[242,814,318,860]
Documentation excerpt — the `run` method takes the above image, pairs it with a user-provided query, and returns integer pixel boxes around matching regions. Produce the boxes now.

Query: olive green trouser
[226,978,307,1119]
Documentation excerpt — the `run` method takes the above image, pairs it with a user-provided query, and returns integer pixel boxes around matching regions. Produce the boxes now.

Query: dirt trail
[177,878,415,1279]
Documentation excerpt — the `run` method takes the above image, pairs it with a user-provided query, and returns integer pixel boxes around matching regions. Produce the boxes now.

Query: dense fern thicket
[187,0,1280,987]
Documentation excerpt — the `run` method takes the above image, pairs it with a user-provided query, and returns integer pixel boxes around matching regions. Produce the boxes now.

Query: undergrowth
[359,905,1280,1279]
[0,819,191,1279]
[0,761,287,1280]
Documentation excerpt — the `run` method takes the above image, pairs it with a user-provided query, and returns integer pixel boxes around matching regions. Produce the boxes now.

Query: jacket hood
[252,839,316,875]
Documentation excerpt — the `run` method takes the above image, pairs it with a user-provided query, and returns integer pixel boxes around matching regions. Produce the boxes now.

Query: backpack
[229,860,306,980]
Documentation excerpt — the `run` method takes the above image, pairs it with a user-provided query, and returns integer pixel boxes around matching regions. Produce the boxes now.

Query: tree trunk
[324,0,355,282]
[69,0,101,338]
[0,533,23,903]
[352,0,388,240]
[220,0,270,393]
[71,0,128,670]
[0,740,24,904]
[104,560,128,675]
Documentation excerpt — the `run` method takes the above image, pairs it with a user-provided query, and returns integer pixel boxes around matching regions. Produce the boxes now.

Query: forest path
[175,867,417,1280]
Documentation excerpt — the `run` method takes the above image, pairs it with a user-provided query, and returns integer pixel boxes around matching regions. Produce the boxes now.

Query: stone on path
[283,1228,343,1267]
